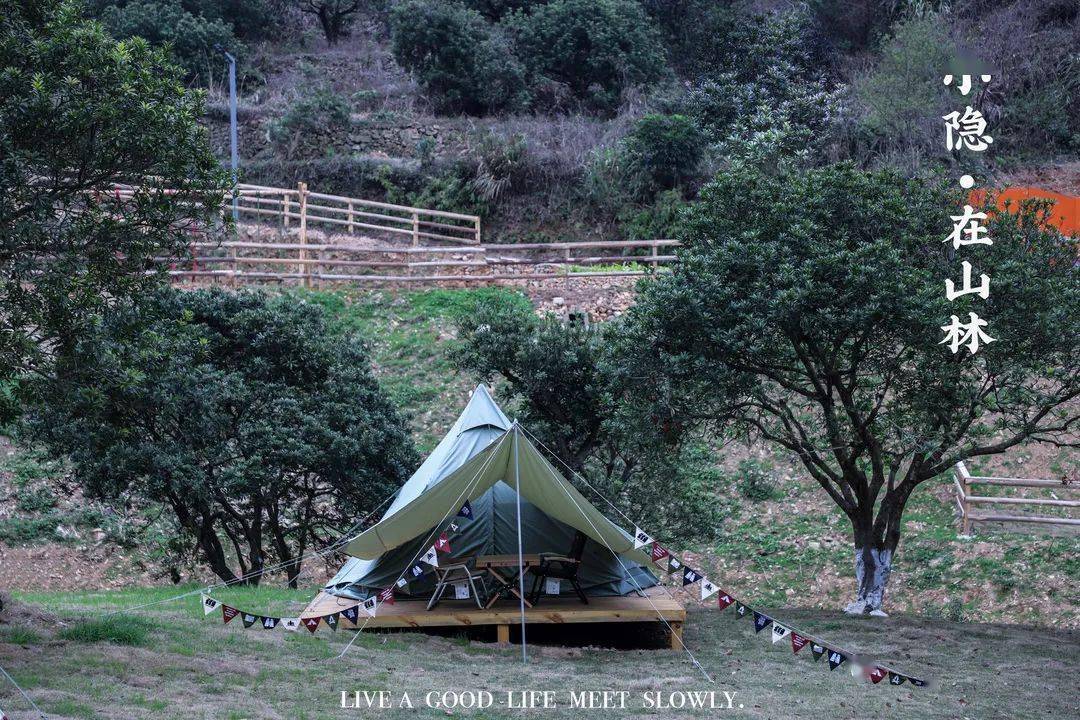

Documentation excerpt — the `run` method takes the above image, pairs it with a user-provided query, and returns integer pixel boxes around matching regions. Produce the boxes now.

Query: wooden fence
[165,238,679,286]
[111,180,678,285]
[953,461,1079,534]
[112,181,483,246]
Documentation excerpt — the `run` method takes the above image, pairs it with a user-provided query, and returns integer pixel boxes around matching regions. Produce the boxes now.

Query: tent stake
[513,422,528,664]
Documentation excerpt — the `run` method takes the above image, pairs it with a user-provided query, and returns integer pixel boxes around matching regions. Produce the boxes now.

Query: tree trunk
[844,520,895,615]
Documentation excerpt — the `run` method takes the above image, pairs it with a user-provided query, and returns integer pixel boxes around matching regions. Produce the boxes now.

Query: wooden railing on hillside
[112,181,483,246]
[165,238,679,286]
[953,461,1079,534]
[113,180,678,285]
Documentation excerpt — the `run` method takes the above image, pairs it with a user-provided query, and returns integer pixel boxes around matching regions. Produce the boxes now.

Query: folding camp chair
[427,558,488,610]
[528,531,589,605]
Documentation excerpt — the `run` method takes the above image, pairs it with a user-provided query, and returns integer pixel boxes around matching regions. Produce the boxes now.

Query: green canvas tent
[322,385,657,600]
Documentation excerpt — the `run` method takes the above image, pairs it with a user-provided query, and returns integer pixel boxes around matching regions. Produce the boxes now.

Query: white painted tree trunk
[844,546,893,616]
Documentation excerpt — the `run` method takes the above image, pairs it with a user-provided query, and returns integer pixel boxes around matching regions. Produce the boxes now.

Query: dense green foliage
[616,162,1080,611]
[623,114,707,191]
[389,0,527,114]
[25,289,419,585]
[0,0,226,383]
[452,295,721,540]
[98,0,239,83]
[504,0,667,113]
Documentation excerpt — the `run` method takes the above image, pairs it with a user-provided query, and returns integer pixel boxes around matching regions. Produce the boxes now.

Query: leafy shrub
[624,114,707,191]
[390,0,528,115]
[619,188,685,241]
[58,617,153,646]
[98,0,241,84]
[269,86,353,158]
[734,459,782,501]
[505,0,668,114]
[16,487,57,514]
[464,0,544,20]
[852,12,957,163]
[90,0,278,39]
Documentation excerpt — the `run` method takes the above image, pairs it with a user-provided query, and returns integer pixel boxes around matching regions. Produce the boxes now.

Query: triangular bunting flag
[362,596,378,617]
[341,606,360,624]
[242,613,259,628]
[449,522,459,532]
[888,672,906,686]
[753,612,772,633]
[302,617,321,633]
[435,532,451,553]
[682,567,702,586]
[867,667,887,684]
[771,624,790,644]
[633,526,653,550]
[409,564,425,579]
[457,500,474,520]
[909,677,927,687]
[261,616,279,630]
[849,661,865,678]
[735,602,749,618]
[651,542,669,565]
[827,649,847,671]
[379,587,396,605]
[222,605,239,624]
[396,577,409,588]
[421,545,439,567]
[700,578,719,600]
[324,613,340,631]
[201,594,220,615]
[810,643,826,661]
[281,618,300,632]
[717,592,734,610]
[667,556,683,573]
[790,632,808,653]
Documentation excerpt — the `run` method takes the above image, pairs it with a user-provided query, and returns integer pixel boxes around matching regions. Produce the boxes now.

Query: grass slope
[1,585,1077,719]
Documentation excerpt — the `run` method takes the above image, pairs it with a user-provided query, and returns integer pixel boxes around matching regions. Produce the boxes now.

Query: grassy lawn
[1,585,1077,719]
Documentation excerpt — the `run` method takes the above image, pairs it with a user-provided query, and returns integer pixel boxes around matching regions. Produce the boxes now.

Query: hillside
[3,287,1076,629]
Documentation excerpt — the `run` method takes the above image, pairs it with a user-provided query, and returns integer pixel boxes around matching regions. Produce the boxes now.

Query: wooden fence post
[957,461,972,535]
[297,181,309,288]
[229,244,238,288]
[283,192,291,229]
[411,212,419,246]
[348,200,355,235]
[474,216,482,245]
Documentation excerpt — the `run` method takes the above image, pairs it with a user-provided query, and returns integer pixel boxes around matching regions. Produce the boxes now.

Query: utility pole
[214,45,239,224]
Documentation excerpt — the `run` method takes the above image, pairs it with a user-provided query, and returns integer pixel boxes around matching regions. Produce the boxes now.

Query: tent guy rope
[0,662,47,719]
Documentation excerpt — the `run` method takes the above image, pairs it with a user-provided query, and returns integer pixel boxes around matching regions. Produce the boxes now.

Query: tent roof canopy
[345,423,649,568]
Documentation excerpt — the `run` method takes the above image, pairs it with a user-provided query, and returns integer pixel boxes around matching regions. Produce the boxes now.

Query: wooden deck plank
[301,587,685,630]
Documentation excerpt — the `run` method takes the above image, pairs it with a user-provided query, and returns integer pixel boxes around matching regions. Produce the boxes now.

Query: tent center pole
[513,422,527,664]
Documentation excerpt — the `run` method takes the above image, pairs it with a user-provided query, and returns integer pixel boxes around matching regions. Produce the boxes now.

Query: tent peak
[457,383,511,434]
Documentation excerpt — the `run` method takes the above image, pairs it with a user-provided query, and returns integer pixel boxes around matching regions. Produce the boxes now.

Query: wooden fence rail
[110,180,678,286]
[110,180,483,246]
[953,461,1079,534]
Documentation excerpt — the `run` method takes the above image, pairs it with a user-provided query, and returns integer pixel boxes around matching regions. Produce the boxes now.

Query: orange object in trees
[969,186,1080,236]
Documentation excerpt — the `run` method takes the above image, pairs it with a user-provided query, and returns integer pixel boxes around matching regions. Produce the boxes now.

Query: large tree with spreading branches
[617,162,1079,614]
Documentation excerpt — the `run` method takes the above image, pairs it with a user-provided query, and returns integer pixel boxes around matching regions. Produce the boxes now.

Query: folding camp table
[476,554,542,609]
[426,557,487,610]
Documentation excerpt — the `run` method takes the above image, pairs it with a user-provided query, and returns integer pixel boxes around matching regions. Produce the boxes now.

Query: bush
[98,0,241,84]
[619,188,685,241]
[58,617,152,646]
[624,114,707,191]
[390,0,528,115]
[269,85,353,158]
[733,459,782,502]
[505,0,668,114]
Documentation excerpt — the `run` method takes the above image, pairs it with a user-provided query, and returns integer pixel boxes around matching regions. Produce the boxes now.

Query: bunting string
[0,662,48,719]
[518,425,929,688]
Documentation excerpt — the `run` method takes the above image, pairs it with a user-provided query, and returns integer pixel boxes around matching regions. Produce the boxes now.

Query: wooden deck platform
[302,586,686,648]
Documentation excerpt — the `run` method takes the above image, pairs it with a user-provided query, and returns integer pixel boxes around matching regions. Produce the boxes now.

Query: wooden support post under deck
[496,624,510,644]
[669,622,683,650]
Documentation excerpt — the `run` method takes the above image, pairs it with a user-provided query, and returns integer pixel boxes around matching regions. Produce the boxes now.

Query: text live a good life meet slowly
[342,689,743,711]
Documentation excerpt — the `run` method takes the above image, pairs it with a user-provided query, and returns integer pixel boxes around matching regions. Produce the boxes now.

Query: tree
[296,0,369,45]
[617,163,1079,613]
[624,114,707,192]
[452,296,723,540]
[504,0,668,113]
[0,0,226,384]
[25,289,418,586]
[389,0,528,115]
